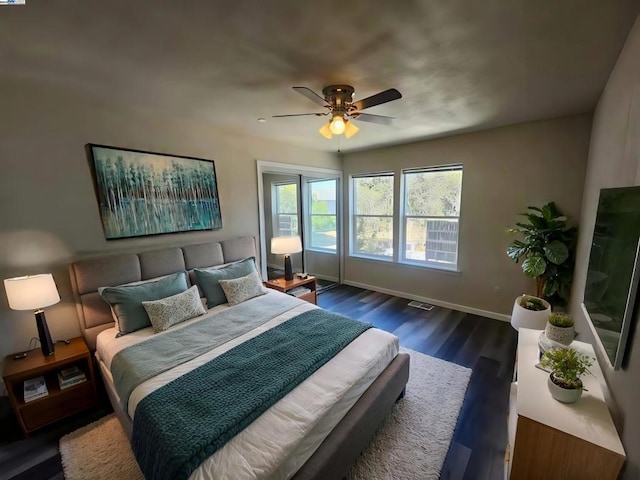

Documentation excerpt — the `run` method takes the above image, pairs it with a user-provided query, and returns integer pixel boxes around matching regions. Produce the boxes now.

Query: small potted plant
[545,312,575,345]
[541,348,593,403]
[510,294,551,330]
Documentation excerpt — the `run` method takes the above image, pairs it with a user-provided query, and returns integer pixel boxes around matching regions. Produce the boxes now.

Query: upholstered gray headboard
[69,236,257,350]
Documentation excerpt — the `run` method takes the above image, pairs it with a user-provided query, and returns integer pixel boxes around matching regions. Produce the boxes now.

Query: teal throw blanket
[111,293,302,412]
[131,309,372,480]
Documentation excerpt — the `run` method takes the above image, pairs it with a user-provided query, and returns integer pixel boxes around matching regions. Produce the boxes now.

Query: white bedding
[96,290,399,480]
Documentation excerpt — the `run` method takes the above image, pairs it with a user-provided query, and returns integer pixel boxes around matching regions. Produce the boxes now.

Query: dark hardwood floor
[0,284,516,480]
[317,285,517,480]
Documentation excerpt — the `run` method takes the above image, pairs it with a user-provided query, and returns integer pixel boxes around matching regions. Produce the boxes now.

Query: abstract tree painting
[89,145,222,239]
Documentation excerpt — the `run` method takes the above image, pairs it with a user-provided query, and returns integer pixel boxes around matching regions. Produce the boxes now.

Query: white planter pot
[545,323,575,346]
[547,375,582,403]
[510,295,551,331]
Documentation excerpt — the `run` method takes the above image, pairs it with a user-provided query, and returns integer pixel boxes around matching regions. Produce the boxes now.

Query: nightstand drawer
[21,381,95,431]
[299,291,317,304]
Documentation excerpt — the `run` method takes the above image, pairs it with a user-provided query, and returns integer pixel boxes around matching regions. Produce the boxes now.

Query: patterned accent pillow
[142,285,207,333]
[218,270,268,306]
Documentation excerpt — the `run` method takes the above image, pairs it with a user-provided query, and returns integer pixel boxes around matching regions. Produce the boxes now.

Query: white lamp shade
[344,121,359,139]
[319,122,333,139]
[271,236,303,255]
[4,274,60,311]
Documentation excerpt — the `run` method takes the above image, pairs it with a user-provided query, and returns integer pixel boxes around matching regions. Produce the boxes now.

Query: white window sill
[398,259,461,274]
[347,255,462,275]
[349,253,394,263]
[306,248,337,255]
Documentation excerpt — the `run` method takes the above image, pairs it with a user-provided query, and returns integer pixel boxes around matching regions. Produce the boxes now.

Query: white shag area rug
[59,348,471,480]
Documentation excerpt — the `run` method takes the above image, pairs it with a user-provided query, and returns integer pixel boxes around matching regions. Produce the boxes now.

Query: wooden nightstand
[265,276,317,305]
[2,337,97,435]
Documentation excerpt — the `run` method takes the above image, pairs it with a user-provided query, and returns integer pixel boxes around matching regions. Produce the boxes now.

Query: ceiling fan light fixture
[319,122,333,139]
[329,114,346,135]
[344,121,359,139]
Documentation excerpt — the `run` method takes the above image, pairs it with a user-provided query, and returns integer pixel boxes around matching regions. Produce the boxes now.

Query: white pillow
[218,270,267,306]
[142,285,206,333]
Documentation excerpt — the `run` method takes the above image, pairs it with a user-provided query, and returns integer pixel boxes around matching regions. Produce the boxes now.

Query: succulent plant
[548,312,574,328]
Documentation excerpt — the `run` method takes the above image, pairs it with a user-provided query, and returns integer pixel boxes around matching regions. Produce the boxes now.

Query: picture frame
[87,144,222,240]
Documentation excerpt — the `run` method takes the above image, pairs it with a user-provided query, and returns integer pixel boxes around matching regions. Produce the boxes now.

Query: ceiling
[1,1,638,152]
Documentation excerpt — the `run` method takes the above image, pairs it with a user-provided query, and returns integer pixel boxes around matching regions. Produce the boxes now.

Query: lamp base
[284,255,293,281]
[35,310,55,356]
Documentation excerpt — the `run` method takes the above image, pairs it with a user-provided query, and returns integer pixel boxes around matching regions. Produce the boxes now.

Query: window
[308,179,337,252]
[274,182,298,236]
[351,173,394,258]
[401,165,462,270]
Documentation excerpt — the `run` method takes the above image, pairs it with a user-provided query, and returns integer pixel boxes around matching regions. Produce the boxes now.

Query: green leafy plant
[548,312,574,328]
[541,348,593,390]
[507,202,577,305]
[519,296,547,311]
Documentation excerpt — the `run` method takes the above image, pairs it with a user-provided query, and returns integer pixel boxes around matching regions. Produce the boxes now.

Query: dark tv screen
[583,186,640,369]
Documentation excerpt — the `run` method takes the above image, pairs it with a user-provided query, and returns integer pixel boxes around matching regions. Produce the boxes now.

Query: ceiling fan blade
[292,86,329,107]
[350,112,395,125]
[272,112,328,118]
[352,88,402,111]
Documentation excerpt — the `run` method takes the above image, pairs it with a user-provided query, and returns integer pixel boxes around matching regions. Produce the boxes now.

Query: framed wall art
[88,144,222,239]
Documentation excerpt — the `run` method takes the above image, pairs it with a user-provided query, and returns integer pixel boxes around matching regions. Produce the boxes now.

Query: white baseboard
[342,280,511,323]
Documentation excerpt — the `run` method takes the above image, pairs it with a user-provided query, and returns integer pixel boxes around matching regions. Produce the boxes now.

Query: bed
[69,236,410,480]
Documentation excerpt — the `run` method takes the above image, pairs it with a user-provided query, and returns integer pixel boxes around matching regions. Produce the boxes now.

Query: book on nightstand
[58,366,87,389]
[24,376,48,402]
[288,286,311,297]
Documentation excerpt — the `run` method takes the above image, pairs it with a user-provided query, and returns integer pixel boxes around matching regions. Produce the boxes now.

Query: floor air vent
[408,300,435,311]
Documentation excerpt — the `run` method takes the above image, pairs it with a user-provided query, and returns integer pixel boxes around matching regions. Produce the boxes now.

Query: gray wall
[0,77,338,389]
[342,115,591,317]
[569,16,640,479]
[305,251,339,283]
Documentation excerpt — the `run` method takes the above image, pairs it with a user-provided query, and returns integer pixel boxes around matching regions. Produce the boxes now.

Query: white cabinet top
[516,328,625,456]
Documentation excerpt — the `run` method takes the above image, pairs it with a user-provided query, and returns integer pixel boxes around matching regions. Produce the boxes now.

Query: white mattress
[96,291,398,480]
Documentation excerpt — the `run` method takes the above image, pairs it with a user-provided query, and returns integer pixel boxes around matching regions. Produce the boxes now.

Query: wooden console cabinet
[505,328,625,479]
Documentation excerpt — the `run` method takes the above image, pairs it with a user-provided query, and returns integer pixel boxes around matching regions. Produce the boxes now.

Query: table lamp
[271,236,303,281]
[4,273,60,356]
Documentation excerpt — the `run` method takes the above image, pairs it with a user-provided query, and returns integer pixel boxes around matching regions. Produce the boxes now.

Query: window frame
[399,164,463,272]
[306,178,338,254]
[273,181,299,237]
[349,172,395,261]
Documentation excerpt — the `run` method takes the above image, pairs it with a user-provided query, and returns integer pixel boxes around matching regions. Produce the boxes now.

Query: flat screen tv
[582,186,640,369]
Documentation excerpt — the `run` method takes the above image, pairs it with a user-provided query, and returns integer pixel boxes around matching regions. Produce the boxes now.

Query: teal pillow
[99,272,188,336]
[195,257,257,308]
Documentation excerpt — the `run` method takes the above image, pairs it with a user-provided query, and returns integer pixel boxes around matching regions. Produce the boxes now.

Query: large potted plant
[510,294,551,331]
[541,348,593,404]
[507,202,577,306]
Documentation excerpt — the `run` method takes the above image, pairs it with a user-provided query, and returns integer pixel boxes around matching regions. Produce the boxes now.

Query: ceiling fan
[273,85,402,139]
